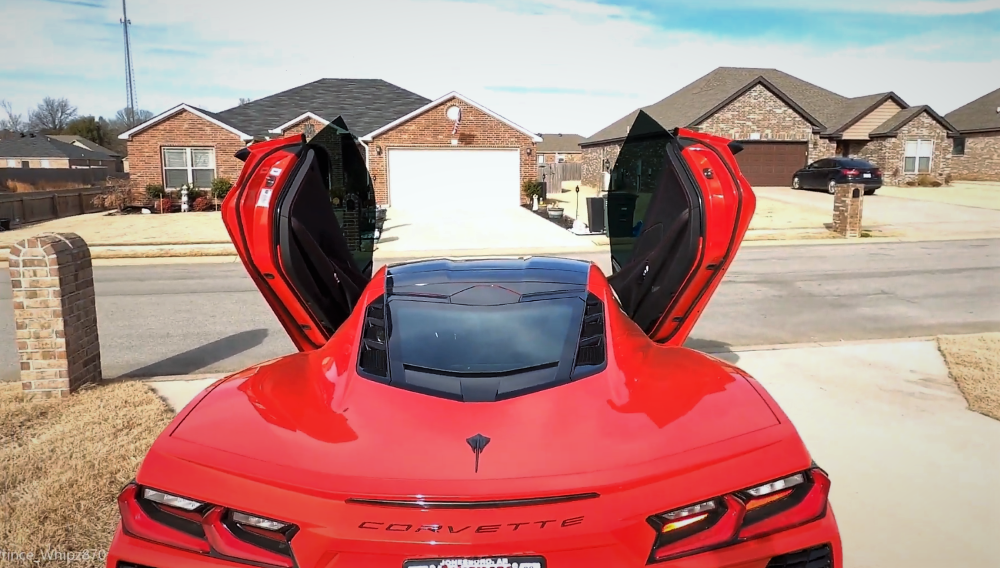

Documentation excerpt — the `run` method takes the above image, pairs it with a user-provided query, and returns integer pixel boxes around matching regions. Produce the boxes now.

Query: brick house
[945,87,1000,181]
[359,92,540,208]
[0,134,121,170]
[536,134,585,164]
[119,80,539,207]
[49,135,125,172]
[580,67,958,189]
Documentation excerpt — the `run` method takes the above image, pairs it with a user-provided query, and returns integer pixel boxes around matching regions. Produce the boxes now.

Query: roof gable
[583,67,852,146]
[870,106,957,137]
[268,112,330,134]
[945,87,1000,133]
[359,92,542,142]
[825,92,908,136]
[216,78,431,138]
[117,104,252,141]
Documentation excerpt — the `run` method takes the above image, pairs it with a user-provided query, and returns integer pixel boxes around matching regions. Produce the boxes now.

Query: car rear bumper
[107,507,842,568]
[842,177,882,188]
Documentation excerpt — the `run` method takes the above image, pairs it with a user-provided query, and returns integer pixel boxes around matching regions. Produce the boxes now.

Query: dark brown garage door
[733,142,808,187]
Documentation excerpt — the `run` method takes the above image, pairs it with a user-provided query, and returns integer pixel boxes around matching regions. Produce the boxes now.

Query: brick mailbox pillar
[9,233,101,400]
[832,183,865,238]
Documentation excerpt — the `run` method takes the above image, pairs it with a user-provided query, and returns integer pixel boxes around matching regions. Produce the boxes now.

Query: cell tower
[120,0,138,127]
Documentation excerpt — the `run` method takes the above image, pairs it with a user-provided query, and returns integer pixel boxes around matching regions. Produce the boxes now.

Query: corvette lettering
[359,516,583,533]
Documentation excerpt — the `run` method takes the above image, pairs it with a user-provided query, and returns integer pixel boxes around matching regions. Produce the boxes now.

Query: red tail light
[842,169,860,176]
[647,468,830,562]
[874,169,882,176]
[203,507,294,568]
[117,482,297,566]
[739,469,831,540]
[648,495,744,561]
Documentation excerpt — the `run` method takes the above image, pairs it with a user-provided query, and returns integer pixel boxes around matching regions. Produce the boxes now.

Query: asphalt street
[0,238,996,381]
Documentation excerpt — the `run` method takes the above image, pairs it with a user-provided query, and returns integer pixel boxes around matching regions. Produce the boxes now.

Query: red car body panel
[109,127,842,568]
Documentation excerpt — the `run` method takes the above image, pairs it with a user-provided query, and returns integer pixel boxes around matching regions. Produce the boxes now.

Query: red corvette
[107,115,841,568]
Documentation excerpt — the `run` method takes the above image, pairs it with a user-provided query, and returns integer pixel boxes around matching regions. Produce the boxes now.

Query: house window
[903,140,933,174]
[5,159,14,168]
[162,147,216,189]
[40,159,50,168]
[538,155,545,164]
[952,137,966,156]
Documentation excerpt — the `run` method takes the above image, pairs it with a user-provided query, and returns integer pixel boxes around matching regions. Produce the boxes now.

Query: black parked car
[791,157,882,195]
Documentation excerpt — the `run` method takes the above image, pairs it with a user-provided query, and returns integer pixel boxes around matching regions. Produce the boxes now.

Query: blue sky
[1,0,998,135]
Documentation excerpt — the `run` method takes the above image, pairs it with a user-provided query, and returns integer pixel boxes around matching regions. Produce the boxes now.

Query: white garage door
[387,149,521,209]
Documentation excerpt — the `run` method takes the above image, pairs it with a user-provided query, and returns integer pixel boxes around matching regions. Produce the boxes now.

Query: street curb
[106,373,227,383]
[698,335,939,354]
[1,234,996,264]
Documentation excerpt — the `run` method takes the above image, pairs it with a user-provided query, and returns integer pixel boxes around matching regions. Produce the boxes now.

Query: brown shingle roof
[536,133,585,153]
[945,87,1000,133]
[870,106,957,137]
[582,67,912,146]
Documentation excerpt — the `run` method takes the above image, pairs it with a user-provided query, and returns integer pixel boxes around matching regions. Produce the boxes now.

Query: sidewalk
[2,201,997,264]
[143,336,1000,568]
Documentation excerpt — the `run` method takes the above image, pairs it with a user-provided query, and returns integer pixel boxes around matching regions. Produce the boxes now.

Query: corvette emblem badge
[466,434,491,473]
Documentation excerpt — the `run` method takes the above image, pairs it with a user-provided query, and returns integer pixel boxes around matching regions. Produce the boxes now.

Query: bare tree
[114,107,154,129]
[239,97,251,105]
[28,97,78,133]
[0,99,25,132]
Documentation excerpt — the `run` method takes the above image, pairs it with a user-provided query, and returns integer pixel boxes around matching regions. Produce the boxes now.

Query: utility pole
[120,0,138,127]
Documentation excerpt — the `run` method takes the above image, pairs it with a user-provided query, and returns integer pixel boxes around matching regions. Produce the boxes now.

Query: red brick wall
[125,110,245,202]
[367,97,536,205]
[280,117,325,139]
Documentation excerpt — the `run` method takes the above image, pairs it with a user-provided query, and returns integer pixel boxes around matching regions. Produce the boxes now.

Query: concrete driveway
[754,186,1000,239]
[716,340,1000,568]
[374,205,598,256]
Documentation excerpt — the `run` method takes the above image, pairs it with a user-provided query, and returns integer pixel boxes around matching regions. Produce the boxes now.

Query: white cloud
[722,0,1000,15]
[0,0,997,136]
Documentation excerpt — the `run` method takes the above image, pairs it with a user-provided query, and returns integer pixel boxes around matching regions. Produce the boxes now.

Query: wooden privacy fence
[0,187,108,226]
[537,162,583,196]
[0,167,127,187]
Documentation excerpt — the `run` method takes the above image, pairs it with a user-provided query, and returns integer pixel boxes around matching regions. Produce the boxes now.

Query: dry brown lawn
[879,182,1000,211]
[0,381,173,566]
[938,333,1000,421]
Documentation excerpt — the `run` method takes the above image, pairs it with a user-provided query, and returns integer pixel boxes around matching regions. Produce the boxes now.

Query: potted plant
[547,201,565,220]
[211,177,233,210]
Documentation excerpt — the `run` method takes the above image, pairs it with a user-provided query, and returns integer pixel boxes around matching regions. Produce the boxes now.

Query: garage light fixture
[526,147,532,156]
[375,145,382,156]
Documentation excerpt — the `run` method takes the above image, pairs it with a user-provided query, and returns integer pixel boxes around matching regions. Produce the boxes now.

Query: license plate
[404,557,545,568]
[863,173,872,178]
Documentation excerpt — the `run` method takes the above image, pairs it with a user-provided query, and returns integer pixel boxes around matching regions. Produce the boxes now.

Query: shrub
[156,197,173,213]
[521,179,545,201]
[211,177,234,200]
[92,177,133,211]
[192,196,213,212]
[930,180,943,187]
[185,187,205,201]
[905,180,918,187]
[944,173,953,186]
[916,174,938,187]
[145,184,165,199]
